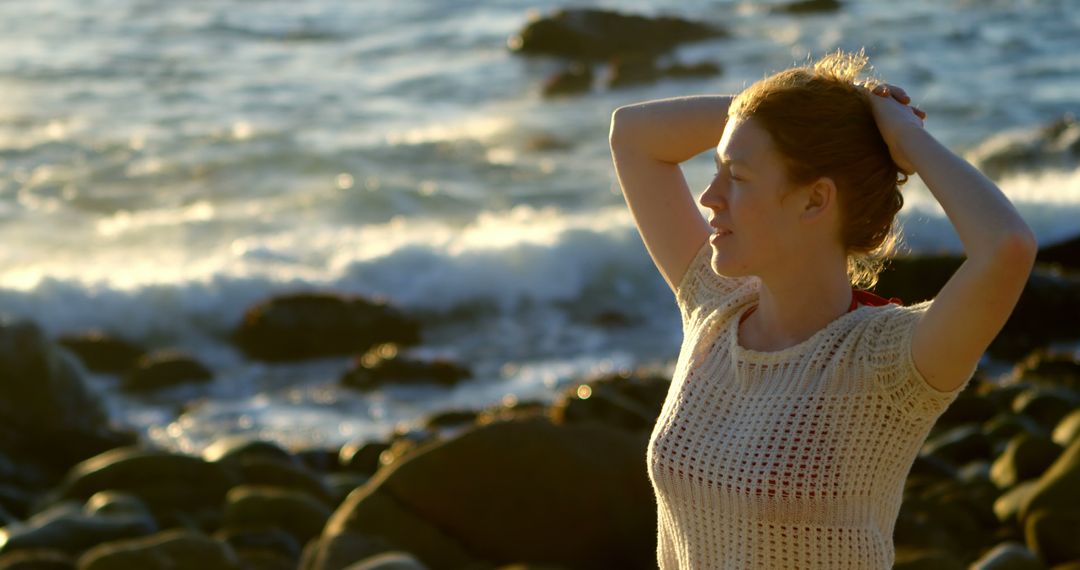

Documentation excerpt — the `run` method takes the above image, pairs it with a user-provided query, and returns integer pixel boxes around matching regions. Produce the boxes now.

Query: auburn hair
[729,48,906,289]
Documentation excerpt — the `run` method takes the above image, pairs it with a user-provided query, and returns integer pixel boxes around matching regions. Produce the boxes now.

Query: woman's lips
[710,230,732,242]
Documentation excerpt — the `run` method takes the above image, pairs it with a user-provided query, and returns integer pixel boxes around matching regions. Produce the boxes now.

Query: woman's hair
[729,48,906,290]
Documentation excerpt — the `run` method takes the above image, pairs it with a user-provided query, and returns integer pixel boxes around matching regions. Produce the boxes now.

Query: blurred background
[1,0,1077,454]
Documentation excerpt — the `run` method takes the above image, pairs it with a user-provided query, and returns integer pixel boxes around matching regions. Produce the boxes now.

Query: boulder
[120,350,213,392]
[232,292,420,362]
[76,528,240,570]
[308,416,655,570]
[53,331,147,374]
[508,8,726,60]
[989,432,1063,489]
[0,319,136,470]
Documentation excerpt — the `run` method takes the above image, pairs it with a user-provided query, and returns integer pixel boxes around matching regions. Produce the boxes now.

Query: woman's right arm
[608,95,733,293]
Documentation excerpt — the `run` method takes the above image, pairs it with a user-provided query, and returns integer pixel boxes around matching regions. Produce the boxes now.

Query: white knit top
[647,241,976,569]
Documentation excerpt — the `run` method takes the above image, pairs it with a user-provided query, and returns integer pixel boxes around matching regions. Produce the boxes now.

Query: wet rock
[53,331,146,374]
[309,416,654,570]
[508,8,726,60]
[967,113,1080,180]
[55,447,237,522]
[1012,349,1080,393]
[0,549,74,569]
[541,63,592,96]
[0,500,156,556]
[771,0,843,14]
[1053,409,1080,446]
[342,346,470,391]
[222,486,332,547]
[993,480,1039,525]
[120,350,213,392]
[893,547,965,570]
[76,528,241,570]
[985,412,1049,450]
[83,492,152,520]
[231,292,421,362]
[0,319,136,470]
[968,541,1044,570]
[605,56,721,88]
[342,551,430,570]
[202,436,298,466]
[1036,233,1080,272]
[338,441,391,475]
[1011,387,1080,432]
[990,432,1063,489]
[213,526,302,562]
[221,456,335,505]
[550,380,656,431]
[1018,435,1080,524]
[1024,508,1080,566]
[922,424,995,468]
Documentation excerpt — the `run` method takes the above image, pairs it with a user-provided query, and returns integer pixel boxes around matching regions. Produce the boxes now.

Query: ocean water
[1,0,1078,455]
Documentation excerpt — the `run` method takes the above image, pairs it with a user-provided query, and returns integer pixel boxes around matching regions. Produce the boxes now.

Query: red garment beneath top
[739,289,904,325]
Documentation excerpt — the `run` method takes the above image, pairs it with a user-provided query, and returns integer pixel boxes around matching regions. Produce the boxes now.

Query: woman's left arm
[869,84,1038,393]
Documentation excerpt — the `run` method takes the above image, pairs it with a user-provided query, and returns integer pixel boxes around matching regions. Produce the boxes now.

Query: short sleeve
[674,240,746,330]
[866,300,977,422]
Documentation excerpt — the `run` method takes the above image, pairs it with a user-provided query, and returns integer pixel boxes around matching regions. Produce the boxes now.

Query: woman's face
[699,116,806,278]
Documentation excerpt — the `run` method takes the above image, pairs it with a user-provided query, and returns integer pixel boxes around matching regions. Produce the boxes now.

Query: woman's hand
[865,83,927,175]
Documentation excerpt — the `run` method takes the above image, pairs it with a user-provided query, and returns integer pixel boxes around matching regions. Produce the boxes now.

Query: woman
[608,49,1036,569]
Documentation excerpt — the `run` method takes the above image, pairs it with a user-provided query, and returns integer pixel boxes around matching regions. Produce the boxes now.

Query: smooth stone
[990,432,1064,489]
[969,541,1046,570]
[53,331,146,374]
[1024,509,1080,566]
[223,486,332,546]
[343,551,430,570]
[120,350,213,393]
[76,528,240,570]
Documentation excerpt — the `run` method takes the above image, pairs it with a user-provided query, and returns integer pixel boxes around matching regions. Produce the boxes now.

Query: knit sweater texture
[647,241,977,569]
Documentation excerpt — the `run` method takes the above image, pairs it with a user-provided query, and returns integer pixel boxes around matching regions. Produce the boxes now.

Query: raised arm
[868,84,1038,393]
[608,95,732,293]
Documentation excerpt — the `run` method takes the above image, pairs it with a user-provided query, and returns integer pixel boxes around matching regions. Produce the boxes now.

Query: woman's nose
[700,177,727,209]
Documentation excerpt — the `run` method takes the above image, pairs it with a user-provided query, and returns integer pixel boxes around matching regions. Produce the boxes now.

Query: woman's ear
[800,177,837,222]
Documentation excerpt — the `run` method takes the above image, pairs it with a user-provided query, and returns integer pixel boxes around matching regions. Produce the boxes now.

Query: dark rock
[0,501,156,556]
[605,56,721,88]
[1012,349,1080,392]
[993,480,1039,525]
[422,410,479,431]
[342,551,429,569]
[121,350,213,392]
[990,432,1064,489]
[202,436,298,466]
[214,525,302,561]
[0,549,74,570]
[338,441,391,475]
[969,541,1044,570]
[508,8,726,60]
[968,113,1080,180]
[53,330,146,374]
[222,486,332,547]
[83,492,152,519]
[222,456,335,505]
[922,424,995,467]
[342,347,470,391]
[231,292,421,363]
[985,412,1049,451]
[936,389,1000,429]
[1018,435,1080,524]
[1011,387,1080,432]
[309,416,655,570]
[873,260,1080,360]
[1024,508,1080,566]
[76,528,241,570]
[549,380,656,431]
[55,447,238,518]
[541,62,592,96]
[892,547,966,570]
[772,0,843,14]
[1036,233,1080,272]
[0,319,136,471]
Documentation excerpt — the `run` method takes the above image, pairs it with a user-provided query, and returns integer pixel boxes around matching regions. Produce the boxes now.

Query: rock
[541,63,592,96]
[55,447,237,522]
[202,436,298,466]
[605,56,721,88]
[309,416,655,570]
[1036,233,1080,272]
[993,480,1039,525]
[967,113,1080,180]
[936,390,999,429]
[772,0,843,14]
[82,492,152,520]
[222,456,335,505]
[1018,435,1080,524]
[0,500,156,556]
[231,292,421,362]
[0,319,137,471]
[1011,387,1080,432]
[892,547,965,570]
[1024,508,1080,566]
[0,549,74,569]
[508,8,726,60]
[76,528,241,570]
[338,441,391,475]
[985,412,1049,451]
[213,526,302,562]
[342,551,430,570]
[549,380,656,431]
[873,261,1080,360]
[342,347,470,391]
[990,432,1064,489]
[1053,409,1080,447]
[120,350,213,392]
[921,424,994,468]
[969,541,1045,570]
[1012,349,1080,393]
[222,486,332,546]
[53,331,147,374]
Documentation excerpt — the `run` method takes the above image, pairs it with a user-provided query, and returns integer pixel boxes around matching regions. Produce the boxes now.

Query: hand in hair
[865,83,927,175]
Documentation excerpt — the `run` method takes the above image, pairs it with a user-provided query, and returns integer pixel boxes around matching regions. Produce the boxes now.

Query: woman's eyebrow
[715,152,751,169]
